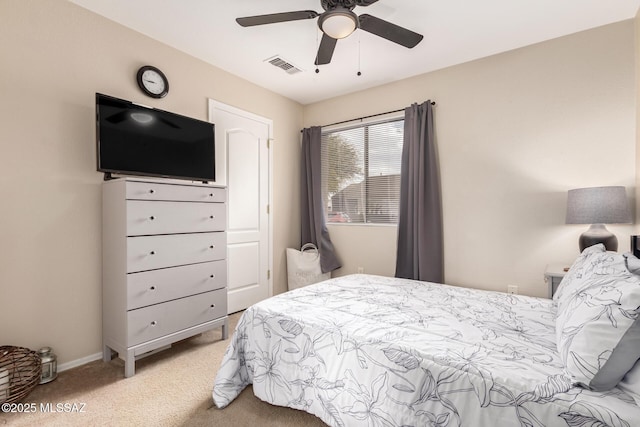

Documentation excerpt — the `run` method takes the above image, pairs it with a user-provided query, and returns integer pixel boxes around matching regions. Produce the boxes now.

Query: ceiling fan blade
[236,10,319,27]
[355,0,380,6]
[315,33,338,65]
[358,14,423,48]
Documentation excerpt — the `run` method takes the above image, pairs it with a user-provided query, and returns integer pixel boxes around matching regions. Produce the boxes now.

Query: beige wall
[636,11,640,225]
[0,1,302,365]
[304,21,637,297]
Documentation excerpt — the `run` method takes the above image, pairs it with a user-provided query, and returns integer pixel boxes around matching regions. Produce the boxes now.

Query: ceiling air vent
[265,55,302,75]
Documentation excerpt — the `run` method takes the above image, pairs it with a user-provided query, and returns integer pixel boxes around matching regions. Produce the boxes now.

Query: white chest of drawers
[102,178,228,377]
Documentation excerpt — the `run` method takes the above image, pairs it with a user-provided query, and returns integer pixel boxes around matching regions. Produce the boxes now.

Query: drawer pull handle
[210,274,216,279]
[149,216,155,221]
[209,245,215,249]
[150,321,157,326]
[150,251,155,255]
[149,189,155,194]
[150,286,156,291]
[210,304,216,309]
[209,193,214,197]
[210,215,215,219]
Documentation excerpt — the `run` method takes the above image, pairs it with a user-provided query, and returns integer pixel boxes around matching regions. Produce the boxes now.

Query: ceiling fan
[236,0,424,66]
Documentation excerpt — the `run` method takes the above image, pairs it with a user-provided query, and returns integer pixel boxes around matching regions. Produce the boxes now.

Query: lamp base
[579,224,618,252]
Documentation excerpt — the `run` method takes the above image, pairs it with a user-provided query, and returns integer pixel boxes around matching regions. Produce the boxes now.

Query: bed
[213,251,640,426]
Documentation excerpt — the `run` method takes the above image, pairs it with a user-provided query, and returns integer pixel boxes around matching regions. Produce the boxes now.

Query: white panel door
[209,100,272,313]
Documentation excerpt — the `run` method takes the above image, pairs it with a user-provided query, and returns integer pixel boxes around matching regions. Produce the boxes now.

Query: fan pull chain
[315,28,320,74]
[357,35,362,76]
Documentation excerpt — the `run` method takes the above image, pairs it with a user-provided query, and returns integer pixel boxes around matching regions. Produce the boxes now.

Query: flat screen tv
[96,93,215,182]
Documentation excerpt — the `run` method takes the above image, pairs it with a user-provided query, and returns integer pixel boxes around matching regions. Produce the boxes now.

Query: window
[321,118,404,224]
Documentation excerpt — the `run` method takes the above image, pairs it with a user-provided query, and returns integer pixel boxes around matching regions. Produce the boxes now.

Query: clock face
[136,66,169,98]
[141,70,165,94]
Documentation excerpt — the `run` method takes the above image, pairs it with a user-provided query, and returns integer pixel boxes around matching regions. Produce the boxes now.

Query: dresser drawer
[126,181,226,203]
[127,260,227,310]
[126,200,226,236]
[127,289,227,346]
[127,232,226,273]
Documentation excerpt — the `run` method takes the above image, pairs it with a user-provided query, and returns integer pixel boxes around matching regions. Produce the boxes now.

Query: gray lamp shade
[566,186,631,224]
[566,186,631,252]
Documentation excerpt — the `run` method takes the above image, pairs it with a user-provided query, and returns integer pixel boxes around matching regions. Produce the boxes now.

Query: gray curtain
[301,126,341,273]
[395,101,443,283]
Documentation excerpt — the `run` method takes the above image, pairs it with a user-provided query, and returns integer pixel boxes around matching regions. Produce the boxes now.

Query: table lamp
[566,186,631,252]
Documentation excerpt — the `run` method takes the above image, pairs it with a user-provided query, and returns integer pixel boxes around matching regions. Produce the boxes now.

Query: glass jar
[38,347,57,384]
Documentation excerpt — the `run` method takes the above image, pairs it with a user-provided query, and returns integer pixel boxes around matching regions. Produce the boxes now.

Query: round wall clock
[136,65,169,98]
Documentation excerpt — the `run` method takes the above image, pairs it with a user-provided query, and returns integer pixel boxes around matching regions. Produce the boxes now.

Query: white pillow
[553,244,605,310]
[619,360,640,406]
[555,247,640,390]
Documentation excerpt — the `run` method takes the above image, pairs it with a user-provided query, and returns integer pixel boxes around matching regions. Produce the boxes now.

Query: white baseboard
[57,352,103,373]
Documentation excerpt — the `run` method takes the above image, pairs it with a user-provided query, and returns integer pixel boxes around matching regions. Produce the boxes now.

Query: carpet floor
[0,312,328,426]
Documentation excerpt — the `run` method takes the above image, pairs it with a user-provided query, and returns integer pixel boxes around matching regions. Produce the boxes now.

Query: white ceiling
[70,0,640,105]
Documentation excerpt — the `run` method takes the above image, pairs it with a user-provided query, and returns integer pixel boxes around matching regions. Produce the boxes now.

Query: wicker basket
[0,346,42,404]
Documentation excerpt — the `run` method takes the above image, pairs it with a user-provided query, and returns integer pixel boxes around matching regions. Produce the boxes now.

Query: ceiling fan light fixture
[319,8,358,39]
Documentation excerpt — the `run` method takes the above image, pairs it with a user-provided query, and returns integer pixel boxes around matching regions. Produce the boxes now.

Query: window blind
[321,118,404,224]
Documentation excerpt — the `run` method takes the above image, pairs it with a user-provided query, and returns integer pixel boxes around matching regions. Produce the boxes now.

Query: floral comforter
[212,274,640,426]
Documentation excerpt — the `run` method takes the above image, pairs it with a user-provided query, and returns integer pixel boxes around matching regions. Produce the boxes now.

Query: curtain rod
[301,101,436,132]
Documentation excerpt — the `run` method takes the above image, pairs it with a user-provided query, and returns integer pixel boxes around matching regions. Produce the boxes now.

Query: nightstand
[544,263,570,298]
